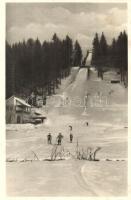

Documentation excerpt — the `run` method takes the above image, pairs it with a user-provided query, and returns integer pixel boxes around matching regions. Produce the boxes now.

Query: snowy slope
[6,67,128,196]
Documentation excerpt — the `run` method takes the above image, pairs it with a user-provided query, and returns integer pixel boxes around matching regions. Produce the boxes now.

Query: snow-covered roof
[6,95,31,107]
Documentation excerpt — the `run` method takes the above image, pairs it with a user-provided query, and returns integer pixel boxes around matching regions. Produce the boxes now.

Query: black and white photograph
[5,0,128,197]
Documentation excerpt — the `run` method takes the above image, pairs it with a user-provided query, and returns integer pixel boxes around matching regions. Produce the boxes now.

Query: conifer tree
[99,32,108,68]
[91,33,100,67]
[73,40,82,66]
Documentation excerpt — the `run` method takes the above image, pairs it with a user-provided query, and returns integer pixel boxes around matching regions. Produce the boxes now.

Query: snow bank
[6,124,35,131]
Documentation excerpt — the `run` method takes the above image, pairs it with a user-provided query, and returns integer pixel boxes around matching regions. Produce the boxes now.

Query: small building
[6,96,31,124]
[103,71,121,83]
[30,108,47,124]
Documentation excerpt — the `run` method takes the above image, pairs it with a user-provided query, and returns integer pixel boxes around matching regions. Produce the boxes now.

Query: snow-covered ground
[6,67,128,196]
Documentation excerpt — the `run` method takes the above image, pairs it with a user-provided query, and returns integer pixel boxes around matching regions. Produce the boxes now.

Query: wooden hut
[6,96,31,124]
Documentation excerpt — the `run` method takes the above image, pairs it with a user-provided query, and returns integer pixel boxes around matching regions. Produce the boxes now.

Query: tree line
[91,31,128,85]
[6,34,83,100]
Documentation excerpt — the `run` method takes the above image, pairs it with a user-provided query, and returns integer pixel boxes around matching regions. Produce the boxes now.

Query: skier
[69,125,73,143]
[86,122,89,126]
[57,133,63,145]
[47,133,52,144]
[70,133,73,143]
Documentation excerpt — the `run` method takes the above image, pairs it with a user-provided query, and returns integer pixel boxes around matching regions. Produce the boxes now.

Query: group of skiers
[47,126,73,145]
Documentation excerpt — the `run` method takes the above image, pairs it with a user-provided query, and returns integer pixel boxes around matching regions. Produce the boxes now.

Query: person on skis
[57,133,63,145]
[47,133,52,144]
[69,125,73,143]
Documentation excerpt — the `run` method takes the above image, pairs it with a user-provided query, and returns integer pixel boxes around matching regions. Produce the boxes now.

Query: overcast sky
[6,3,127,54]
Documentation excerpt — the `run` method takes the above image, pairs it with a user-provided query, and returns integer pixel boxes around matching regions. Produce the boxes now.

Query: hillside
[6,66,128,196]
